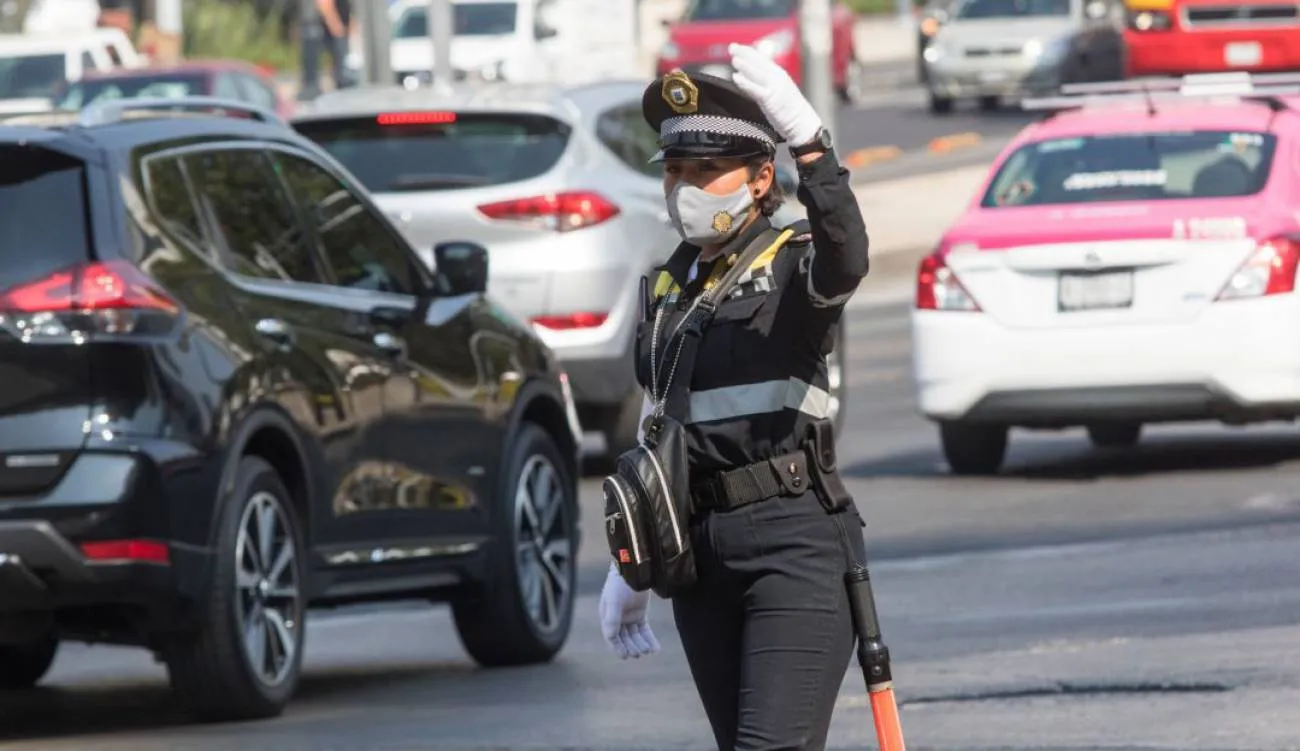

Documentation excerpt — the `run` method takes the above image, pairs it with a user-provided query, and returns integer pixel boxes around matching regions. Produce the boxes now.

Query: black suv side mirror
[434,241,488,295]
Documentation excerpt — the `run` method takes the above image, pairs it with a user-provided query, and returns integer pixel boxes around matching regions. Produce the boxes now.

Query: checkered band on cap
[660,114,780,147]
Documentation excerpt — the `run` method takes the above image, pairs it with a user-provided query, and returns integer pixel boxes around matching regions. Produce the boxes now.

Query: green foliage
[182,0,299,71]
[843,0,926,13]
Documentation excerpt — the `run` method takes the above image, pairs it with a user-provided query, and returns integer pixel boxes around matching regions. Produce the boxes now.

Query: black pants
[672,490,868,750]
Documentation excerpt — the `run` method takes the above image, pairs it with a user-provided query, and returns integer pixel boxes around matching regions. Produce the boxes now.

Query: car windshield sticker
[1037,137,1084,153]
[1172,216,1247,240]
[1062,170,1166,191]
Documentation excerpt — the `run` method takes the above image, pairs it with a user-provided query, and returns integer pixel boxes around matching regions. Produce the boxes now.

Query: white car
[911,74,1300,474]
[0,29,141,114]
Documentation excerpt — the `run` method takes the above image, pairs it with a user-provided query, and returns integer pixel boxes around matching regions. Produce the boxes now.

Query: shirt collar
[659,214,773,291]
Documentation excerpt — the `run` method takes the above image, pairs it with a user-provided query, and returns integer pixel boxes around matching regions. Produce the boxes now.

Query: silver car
[290,82,680,459]
[922,0,1124,114]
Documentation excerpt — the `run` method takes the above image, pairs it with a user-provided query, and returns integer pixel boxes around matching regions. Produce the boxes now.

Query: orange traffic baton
[845,565,906,751]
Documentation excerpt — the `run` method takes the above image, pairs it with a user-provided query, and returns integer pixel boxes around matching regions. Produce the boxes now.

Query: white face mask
[666,181,754,246]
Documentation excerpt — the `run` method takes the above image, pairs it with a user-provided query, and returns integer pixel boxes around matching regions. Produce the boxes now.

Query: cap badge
[662,69,699,114]
[711,211,733,233]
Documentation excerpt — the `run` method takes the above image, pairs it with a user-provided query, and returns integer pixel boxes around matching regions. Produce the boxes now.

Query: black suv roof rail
[76,96,287,127]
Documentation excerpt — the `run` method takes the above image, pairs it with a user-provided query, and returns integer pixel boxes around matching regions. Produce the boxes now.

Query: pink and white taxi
[911,74,1300,475]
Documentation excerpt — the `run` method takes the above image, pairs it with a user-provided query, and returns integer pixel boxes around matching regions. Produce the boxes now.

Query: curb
[843,130,985,171]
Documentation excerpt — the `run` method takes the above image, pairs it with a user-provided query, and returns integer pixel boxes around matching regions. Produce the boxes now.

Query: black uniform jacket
[635,149,870,477]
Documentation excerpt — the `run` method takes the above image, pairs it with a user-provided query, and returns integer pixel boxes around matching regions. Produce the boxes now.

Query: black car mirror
[433,241,489,295]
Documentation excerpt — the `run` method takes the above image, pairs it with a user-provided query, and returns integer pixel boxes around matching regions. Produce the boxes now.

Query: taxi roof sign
[1023,72,1300,113]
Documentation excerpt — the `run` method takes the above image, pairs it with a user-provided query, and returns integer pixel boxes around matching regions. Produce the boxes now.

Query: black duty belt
[690,449,812,512]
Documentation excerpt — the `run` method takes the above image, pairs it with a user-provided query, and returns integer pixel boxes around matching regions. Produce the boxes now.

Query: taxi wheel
[1087,422,1142,448]
[928,92,954,115]
[939,422,1007,475]
[0,633,58,689]
[978,95,1000,111]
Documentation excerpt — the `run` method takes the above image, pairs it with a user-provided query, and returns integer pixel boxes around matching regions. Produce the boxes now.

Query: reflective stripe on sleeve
[687,378,833,424]
[801,248,856,309]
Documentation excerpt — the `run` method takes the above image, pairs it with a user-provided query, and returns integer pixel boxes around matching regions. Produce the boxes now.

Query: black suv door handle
[372,331,406,358]
[254,318,295,348]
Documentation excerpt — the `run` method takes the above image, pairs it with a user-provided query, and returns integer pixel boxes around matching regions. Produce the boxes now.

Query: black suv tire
[164,456,306,722]
[453,423,576,667]
[0,634,58,689]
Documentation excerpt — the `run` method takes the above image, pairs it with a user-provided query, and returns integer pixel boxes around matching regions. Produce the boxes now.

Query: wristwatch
[789,127,832,158]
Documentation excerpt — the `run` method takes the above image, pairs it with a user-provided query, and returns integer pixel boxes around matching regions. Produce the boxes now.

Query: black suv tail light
[0,260,180,343]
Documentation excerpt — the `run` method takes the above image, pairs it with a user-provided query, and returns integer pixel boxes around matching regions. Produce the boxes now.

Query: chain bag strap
[602,227,793,597]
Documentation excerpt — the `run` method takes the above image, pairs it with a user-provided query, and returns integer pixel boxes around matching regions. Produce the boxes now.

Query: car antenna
[1142,80,1156,117]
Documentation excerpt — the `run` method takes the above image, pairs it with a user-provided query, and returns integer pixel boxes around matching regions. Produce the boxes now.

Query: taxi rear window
[980,131,1277,208]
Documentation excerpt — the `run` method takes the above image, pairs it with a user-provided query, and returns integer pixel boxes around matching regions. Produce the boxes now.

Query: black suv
[0,98,582,721]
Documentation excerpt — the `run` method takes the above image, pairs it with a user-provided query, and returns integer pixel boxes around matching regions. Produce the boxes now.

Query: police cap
[642,68,782,163]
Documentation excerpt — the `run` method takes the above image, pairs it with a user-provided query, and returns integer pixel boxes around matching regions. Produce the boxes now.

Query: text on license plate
[1058,270,1133,311]
[1225,41,1262,67]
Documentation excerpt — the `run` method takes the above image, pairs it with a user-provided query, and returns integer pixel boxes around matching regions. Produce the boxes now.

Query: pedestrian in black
[298,0,354,101]
[597,43,872,751]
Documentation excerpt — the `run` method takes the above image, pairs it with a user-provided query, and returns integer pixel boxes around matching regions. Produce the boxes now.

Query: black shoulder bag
[602,226,790,599]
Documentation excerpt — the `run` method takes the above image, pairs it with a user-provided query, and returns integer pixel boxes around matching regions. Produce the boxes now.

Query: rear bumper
[912,295,1300,425]
[925,58,1064,99]
[0,446,214,625]
[1125,29,1300,76]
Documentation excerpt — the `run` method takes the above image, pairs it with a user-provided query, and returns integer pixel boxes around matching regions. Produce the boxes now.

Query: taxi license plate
[1058,270,1133,312]
[979,70,1009,83]
[700,64,731,78]
[1225,41,1262,67]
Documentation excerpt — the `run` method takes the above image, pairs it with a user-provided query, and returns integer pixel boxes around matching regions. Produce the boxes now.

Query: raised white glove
[729,43,823,149]
[599,563,660,659]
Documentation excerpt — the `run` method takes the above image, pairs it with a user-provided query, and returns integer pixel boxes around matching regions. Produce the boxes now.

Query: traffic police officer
[598,44,871,750]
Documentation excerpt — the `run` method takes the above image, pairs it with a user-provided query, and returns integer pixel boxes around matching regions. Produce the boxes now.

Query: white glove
[729,43,824,149]
[599,563,660,659]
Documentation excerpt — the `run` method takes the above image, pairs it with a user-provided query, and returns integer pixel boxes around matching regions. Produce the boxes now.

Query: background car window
[393,2,518,37]
[955,0,1070,18]
[293,112,570,193]
[595,104,661,177]
[684,0,795,21]
[54,73,206,109]
[235,74,277,109]
[184,149,322,283]
[0,53,66,98]
[143,155,206,253]
[273,153,419,295]
[213,73,242,100]
[980,131,1277,208]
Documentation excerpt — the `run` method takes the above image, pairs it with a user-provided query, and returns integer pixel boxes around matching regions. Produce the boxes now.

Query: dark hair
[746,155,784,217]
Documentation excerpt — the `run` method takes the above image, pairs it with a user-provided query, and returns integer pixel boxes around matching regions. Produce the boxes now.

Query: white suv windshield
[0,53,65,99]
[394,2,518,38]
[956,0,1070,18]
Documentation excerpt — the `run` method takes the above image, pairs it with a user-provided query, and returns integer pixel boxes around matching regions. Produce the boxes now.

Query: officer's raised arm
[730,44,870,309]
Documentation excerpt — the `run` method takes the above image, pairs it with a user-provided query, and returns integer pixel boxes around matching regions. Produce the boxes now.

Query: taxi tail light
[532,312,609,330]
[1216,236,1300,301]
[916,252,980,311]
[477,192,620,232]
[0,260,180,342]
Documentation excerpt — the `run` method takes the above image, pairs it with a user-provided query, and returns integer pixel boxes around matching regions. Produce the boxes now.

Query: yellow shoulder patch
[653,270,676,300]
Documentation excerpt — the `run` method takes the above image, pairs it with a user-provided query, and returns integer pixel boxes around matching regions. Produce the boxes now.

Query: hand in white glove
[599,563,660,659]
[729,43,823,149]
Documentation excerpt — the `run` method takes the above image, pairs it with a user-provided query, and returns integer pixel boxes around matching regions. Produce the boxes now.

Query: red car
[656,0,859,102]
[1123,0,1300,78]
[51,59,294,119]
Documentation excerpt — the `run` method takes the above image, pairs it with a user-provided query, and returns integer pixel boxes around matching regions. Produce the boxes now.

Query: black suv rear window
[981,131,1277,208]
[0,145,91,292]
[292,112,570,193]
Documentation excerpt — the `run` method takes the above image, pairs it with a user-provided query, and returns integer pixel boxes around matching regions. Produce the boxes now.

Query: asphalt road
[6,270,1300,749]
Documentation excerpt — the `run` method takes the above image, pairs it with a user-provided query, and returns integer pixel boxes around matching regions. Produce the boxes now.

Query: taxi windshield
[955,0,1071,19]
[981,131,1277,208]
[684,0,797,21]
